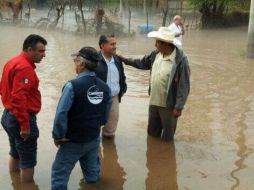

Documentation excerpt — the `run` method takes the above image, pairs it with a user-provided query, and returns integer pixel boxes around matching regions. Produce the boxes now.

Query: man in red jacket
[0,34,47,183]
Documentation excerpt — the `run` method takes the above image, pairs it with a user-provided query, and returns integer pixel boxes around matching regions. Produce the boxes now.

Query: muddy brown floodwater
[0,25,254,190]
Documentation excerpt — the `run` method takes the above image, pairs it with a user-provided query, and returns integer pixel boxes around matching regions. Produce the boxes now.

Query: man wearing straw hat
[119,27,190,141]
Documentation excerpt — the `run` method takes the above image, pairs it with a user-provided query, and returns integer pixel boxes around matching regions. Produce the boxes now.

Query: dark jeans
[148,105,178,141]
[1,109,39,169]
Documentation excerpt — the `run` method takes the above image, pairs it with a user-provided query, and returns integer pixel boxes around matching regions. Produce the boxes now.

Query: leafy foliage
[189,0,250,14]
[189,0,250,28]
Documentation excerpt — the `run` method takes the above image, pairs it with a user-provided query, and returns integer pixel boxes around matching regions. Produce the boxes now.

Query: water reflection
[146,136,178,190]
[10,172,39,190]
[230,110,254,190]
[79,138,126,190]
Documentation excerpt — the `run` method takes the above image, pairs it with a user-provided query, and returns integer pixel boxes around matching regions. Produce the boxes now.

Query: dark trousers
[148,105,177,141]
[1,109,39,169]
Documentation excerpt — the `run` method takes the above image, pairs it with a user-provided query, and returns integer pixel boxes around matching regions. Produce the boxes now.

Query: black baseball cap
[71,46,100,62]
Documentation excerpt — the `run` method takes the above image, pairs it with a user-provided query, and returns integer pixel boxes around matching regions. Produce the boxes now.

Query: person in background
[168,15,185,49]
[51,47,112,190]
[0,34,47,182]
[95,35,127,139]
[119,27,190,141]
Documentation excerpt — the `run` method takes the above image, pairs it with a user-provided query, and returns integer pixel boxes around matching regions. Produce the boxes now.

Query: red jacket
[0,52,41,132]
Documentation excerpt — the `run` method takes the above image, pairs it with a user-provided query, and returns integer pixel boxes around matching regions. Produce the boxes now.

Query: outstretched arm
[117,50,159,70]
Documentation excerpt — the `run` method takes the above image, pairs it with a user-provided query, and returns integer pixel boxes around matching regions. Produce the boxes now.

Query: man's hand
[172,108,182,118]
[120,92,125,97]
[20,130,30,141]
[54,139,61,147]
[54,138,70,147]
[180,23,185,35]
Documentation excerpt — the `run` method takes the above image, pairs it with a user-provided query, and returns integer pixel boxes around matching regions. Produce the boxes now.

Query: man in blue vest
[51,47,112,190]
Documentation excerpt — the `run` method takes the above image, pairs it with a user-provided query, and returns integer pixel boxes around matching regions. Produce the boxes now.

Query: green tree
[189,0,250,28]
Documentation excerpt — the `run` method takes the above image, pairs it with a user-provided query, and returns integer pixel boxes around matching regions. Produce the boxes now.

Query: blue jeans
[51,137,100,190]
[1,109,39,169]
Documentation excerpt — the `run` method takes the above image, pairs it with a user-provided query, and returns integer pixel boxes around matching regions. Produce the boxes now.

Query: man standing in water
[0,34,47,182]
[168,15,185,49]
[51,47,112,190]
[119,27,190,141]
[95,35,127,138]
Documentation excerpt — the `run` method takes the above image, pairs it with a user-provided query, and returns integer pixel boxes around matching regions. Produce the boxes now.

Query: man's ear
[81,63,86,70]
[27,47,33,53]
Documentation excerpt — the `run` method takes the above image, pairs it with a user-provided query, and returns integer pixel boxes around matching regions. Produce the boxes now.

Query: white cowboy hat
[147,27,175,44]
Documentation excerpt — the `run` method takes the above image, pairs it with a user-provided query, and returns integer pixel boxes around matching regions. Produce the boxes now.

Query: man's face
[101,37,117,55]
[155,40,166,53]
[175,18,182,25]
[28,42,46,63]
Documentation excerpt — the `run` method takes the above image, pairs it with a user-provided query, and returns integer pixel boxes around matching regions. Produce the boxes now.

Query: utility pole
[247,0,254,58]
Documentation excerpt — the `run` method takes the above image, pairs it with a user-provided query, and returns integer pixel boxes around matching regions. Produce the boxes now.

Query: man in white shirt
[168,15,185,49]
[95,35,127,138]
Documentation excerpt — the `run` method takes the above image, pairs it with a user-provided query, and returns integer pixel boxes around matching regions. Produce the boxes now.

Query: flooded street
[0,25,254,190]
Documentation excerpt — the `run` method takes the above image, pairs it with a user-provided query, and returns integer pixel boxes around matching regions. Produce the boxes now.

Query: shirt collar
[101,52,114,64]
[76,71,96,78]
[20,52,36,68]
[159,49,176,61]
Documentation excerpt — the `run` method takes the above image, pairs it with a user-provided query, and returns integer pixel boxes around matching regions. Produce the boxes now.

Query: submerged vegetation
[0,0,251,34]
[0,0,132,36]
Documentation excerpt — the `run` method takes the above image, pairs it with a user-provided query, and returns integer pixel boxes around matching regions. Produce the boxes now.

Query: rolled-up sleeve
[52,82,74,139]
